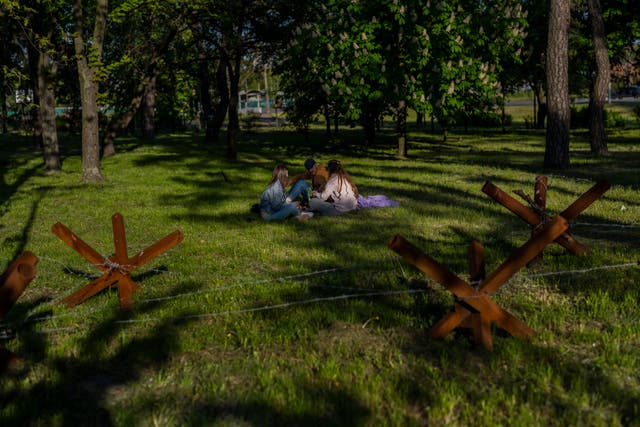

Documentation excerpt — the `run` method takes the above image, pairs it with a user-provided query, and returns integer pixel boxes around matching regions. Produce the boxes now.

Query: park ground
[0,102,639,426]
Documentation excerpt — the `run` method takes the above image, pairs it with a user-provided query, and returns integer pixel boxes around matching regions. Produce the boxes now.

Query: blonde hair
[269,164,289,188]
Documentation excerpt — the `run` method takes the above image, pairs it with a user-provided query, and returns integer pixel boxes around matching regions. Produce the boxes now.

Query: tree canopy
[0,0,638,178]
[278,0,528,152]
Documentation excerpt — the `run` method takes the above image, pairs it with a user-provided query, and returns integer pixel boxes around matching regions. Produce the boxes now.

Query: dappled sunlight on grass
[0,124,638,425]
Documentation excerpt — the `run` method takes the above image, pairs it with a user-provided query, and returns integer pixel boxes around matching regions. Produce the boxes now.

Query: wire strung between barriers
[115,289,428,325]
[20,289,428,335]
[36,256,397,304]
[5,256,638,337]
[572,222,640,229]
[527,261,639,278]
[139,265,373,303]
[1,258,399,330]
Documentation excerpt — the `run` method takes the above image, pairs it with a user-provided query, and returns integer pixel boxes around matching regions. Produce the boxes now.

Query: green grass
[1,121,639,426]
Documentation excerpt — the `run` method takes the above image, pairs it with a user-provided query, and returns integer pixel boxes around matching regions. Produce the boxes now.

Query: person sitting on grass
[287,157,329,206]
[260,165,313,221]
[309,159,358,215]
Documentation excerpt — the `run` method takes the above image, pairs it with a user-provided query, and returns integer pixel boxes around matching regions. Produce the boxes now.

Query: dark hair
[304,158,316,170]
[327,159,358,198]
[327,159,341,174]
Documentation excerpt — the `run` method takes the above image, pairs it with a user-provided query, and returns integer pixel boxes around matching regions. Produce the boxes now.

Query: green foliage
[278,0,528,137]
[0,122,639,425]
[570,106,626,129]
[604,109,626,129]
[240,113,261,131]
[453,109,511,128]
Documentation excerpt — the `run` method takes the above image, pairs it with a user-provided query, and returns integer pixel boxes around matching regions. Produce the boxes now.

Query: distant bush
[605,110,626,128]
[453,110,511,128]
[570,106,625,129]
[241,114,261,131]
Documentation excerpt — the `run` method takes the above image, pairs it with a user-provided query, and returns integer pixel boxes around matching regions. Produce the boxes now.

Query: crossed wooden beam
[0,251,38,373]
[388,215,568,350]
[482,177,610,256]
[52,213,183,309]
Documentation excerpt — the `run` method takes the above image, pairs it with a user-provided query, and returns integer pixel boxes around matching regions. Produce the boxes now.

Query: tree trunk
[226,55,240,161]
[537,102,547,129]
[324,104,331,137]
[142,76,156,140]
[0,47,6,133]
[500,93,506,133]
[587,0,609,156]
[544,0,571,170]
[73,0,106,182]
[0,84,6,133]
[532,83,547,129]
[37,49,61,173]
[200,56,213,140]
[209,59,229,142]
[102,24,178,153]
[27,45,43,150]
[396,100,407,158]
[263,65,270,115]
[76,62,104,181]
[102,76,154,156]
[363,107,377,145]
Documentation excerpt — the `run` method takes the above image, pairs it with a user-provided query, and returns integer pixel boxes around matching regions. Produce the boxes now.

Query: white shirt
[318,174,357,213]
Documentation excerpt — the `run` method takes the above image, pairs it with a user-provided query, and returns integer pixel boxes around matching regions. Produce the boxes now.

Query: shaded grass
[0,123,639,426]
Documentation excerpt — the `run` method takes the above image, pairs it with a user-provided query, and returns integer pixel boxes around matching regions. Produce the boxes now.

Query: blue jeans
[289,180,311,204]
[263,203,299,221]
[309,198,340,215]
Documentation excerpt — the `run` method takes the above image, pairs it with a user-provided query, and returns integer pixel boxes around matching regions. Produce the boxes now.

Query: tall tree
[33,3,62,173]
[2,0,63,171]
[544,0,571,169]
[0,6,24,134]
[73,0,107,182]
[210,59,230,142]
[101,1,185,155]
[141,76,156,140]
[35,45,61,173]
[193,0,306,160]
[184,1,244,159]
[515,0,549,128]
[587,0,610,155]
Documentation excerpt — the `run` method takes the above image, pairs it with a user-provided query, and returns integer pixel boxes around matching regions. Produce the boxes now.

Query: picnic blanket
[356,195,400,209]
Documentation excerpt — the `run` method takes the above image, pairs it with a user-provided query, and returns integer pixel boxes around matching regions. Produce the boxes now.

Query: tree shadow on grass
[568,212,640,250]
[177,386,371,426]
[1,262,380,424]
[0,156,42,223]
[408,335,638,424]
[0,288,200,425]
[2,193,42,261]
[383,296,640,424]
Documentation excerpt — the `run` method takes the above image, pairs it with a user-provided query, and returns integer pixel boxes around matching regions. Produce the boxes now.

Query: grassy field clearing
[0,114,639,426]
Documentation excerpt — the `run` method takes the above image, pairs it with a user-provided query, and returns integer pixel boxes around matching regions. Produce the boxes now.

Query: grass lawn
[1,115,639,426]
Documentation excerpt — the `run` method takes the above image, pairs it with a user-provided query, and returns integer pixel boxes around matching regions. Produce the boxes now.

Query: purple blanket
[357,195,400,209]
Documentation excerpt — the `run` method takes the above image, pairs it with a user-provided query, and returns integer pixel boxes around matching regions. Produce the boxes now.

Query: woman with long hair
[259,164,313,220]
[309,159,358,215]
